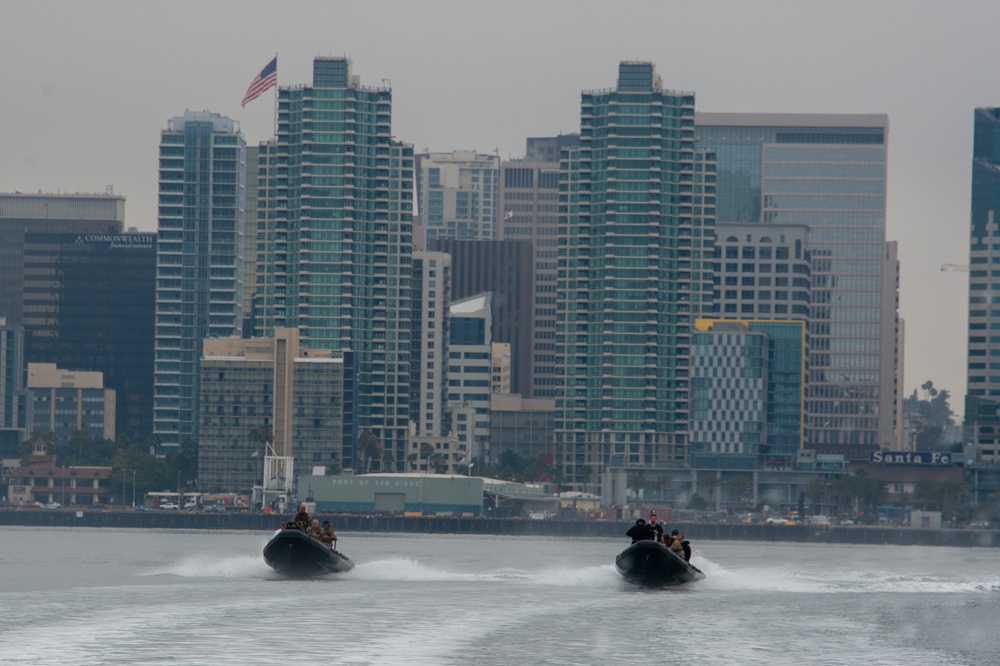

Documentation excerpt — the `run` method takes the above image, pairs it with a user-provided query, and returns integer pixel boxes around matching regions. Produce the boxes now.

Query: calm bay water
[1,526,998,665]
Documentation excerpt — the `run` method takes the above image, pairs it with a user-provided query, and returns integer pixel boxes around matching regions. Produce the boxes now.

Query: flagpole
[272,53,279,139]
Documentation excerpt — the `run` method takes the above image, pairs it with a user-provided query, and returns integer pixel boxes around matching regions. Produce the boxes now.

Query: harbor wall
[2,509,1000,548]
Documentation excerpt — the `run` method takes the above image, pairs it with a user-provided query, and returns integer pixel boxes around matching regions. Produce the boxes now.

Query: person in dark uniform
[626,518,654,544]
[648,513,665,543]
[290,503,311,531]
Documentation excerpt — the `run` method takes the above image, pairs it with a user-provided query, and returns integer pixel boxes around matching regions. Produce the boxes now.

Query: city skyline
[2,1,995,406]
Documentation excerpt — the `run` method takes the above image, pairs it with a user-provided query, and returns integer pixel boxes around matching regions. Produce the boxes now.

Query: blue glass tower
[554,62,716,489]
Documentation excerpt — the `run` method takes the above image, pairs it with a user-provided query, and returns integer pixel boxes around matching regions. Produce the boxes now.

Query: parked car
[765,517,787,525]
[839,519,855,525]
[183,501,199,510]
[20,501,42,509]
[133,505,149,512]
[43,502,61,509]
[159,503,180,510]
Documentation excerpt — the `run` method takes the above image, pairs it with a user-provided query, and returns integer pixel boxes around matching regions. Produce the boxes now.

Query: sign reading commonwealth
[870,451,957,466]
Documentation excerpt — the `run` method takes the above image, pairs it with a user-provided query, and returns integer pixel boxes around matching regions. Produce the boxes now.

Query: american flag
[242,56,277,108]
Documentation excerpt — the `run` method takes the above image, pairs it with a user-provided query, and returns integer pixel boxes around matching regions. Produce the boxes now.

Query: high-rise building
[154,111,246,449]
[415,151,499,244]
[22,230,156,444]
[966,108,1000,450]
[0,318,27,455]
[0,192,125,326]
[254,57,414,470]
[713,223,811,320]
[696,113,899,459]
[427,239,534,397]
[690,319,807,468]
[410,251,452,439]
[448,293,494,460]
[499,136,580,398]
[554,62,717,490]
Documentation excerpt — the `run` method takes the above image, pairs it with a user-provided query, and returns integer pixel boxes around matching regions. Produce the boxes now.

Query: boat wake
[347,557,621,587]
[692,554,1000,594]
[142,554,272,578]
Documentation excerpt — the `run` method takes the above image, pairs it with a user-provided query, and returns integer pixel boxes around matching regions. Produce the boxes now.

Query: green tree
[111,448,169,506]
[418,442,435,471]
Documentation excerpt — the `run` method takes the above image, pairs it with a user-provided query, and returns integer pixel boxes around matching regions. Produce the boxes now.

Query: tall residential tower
[254,58,414,470]
[154,111,246,448]
[554,62,716,489]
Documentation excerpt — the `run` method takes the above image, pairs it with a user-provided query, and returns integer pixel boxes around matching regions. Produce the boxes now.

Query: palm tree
[358,429,382,473]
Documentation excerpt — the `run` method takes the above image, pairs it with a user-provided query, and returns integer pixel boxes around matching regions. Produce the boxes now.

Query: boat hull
[614,540,705,587]
[263,529,355,578]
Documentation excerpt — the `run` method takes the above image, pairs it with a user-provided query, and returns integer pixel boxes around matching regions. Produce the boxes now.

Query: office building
[696,112,900,459]
[0,192,124,326]
[22,230,156,444]
[26,363,116,442]
[498,136,580,397]
[428,239,534,397]
[415,151,499,243]
[154,111,246,449]
[690,319,807,468]
[448,293,494,460]
[198,328,350,492]
[713,223,811,320]
[554,61,716,489]
[254,57,414,470]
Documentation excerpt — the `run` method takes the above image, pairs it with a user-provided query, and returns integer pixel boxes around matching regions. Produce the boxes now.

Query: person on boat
[668,529,685,557]
[648,513,665,543]
[273,522,288,537]
[626,518,654,544]
[291,504,311,531]
[308,518,323,539]
[320,520,337,547]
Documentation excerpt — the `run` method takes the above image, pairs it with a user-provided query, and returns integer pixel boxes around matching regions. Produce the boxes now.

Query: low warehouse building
[299,473,484,516]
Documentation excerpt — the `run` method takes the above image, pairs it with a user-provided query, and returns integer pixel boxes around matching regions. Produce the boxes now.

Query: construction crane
[940,263,970,272]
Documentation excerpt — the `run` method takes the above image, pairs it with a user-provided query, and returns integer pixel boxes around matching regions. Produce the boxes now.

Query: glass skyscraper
[154,111,246,449]
[966,108,1000,446]
[254,58,414,471]
[554,62,716,489]
[696,113,900,459]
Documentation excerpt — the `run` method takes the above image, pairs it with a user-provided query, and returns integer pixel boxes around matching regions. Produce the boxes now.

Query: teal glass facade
[154,112,245,449]
[554,62,716,487]
[255,58,414,470]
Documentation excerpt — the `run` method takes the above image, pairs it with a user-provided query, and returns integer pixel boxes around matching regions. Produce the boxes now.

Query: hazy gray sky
[3,1,993,409]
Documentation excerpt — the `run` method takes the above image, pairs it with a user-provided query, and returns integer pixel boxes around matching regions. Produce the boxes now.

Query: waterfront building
[3,439,112,507]
[0,192,125,327]
[254,57,414,471]
[26,363,116,442]
[689,319,807,469]
[695,112,900,459]
[154,111,246,449]
[415,151,499,243]
[198,328,350,492]
[554,61,717,489]
[22,230,156,443]
[428,239,534,397]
